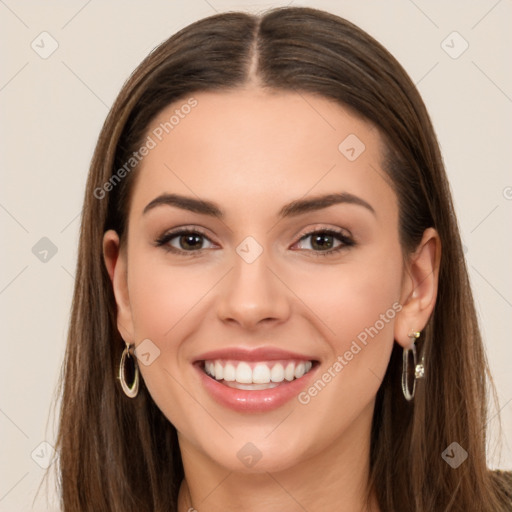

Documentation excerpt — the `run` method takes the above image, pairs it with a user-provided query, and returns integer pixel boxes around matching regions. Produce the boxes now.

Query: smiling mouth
[199,358,318,390]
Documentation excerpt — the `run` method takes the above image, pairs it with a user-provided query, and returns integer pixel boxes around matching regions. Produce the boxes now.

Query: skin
[103,87,440,512]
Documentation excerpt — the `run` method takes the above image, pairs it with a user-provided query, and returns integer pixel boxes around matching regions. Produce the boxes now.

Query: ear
[103,229,135,345]
[394,227,441,348]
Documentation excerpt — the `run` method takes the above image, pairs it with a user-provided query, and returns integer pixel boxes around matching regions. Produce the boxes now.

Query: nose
[216,244,291,331]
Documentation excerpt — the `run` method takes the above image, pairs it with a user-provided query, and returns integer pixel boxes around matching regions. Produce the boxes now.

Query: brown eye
[294,229,355,256]
[155,229,216,255]
[310,232,336,251]
[176,233,204,250]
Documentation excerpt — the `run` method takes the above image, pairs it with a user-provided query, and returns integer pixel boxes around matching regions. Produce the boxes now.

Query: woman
[54,6,512,511]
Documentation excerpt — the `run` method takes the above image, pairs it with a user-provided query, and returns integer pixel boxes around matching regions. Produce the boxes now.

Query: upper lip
[193,346,318,363]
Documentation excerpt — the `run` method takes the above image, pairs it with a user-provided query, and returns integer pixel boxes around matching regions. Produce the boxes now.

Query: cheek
[286,241,403,409]
[289,242,403,350]
[125,252,215,429]
[285,250,402,452]
[127,252,215,339]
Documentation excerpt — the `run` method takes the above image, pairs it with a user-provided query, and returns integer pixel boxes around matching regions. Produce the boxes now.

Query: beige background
[1,0,511,509]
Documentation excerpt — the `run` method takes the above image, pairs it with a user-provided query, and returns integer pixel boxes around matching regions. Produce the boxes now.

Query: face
[107,87,418,475]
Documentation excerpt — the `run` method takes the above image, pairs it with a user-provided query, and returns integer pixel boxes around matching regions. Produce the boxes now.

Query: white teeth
[235,362,252,384]
[270,363,284,383]
[223,363,236,381]
[294,362,305,379]
[252,363,271,383]
[284,362,295,381]
[223,381,282,390]
[203,359,314,384]
[214,361,223,380]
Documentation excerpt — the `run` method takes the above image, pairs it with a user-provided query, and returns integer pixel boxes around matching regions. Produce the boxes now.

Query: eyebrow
[143,192,376,218]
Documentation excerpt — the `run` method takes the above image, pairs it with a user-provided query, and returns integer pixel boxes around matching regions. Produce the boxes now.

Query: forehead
[129,88,397,223]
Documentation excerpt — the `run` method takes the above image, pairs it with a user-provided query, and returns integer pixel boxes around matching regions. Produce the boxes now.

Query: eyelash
[155,226,355,258]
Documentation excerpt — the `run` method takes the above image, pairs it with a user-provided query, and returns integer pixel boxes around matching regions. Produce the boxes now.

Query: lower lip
[194,362,319,412]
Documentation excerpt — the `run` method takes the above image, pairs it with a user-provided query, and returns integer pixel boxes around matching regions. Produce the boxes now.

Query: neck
[177,399,380,512]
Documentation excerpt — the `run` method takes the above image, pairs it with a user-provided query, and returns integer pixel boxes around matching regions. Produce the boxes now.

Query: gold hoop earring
[402,330,425,402]
[119,342,139,398]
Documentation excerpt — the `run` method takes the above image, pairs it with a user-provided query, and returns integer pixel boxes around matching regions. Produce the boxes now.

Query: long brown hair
[52,6,511,511]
